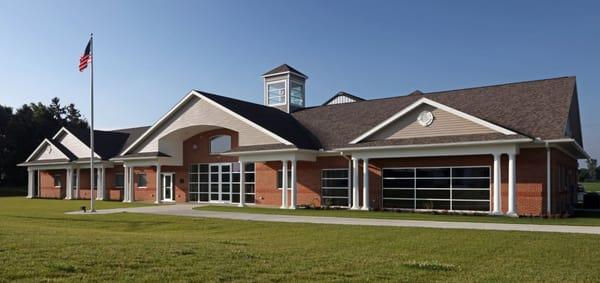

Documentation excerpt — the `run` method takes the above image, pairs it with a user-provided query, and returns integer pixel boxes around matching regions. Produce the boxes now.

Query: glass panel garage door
[189,163,255,203]
[382,167,490,211]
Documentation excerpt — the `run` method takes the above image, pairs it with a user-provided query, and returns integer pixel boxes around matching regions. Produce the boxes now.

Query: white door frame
[162,172,175,202]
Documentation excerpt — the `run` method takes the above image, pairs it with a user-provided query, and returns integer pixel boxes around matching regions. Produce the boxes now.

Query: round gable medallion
[417,111,434,127]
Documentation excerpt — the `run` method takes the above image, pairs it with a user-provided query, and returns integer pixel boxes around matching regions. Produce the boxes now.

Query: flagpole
[89,33,95,212]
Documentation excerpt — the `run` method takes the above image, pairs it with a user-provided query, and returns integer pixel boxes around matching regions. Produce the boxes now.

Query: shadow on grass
[1,213,174,225]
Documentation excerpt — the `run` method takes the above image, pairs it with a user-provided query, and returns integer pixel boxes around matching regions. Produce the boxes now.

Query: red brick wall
[255,156,350,207]
[105,167,124,201]
[39,170,65,199]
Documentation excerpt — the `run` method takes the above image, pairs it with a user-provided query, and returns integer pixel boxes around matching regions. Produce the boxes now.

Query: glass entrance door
[162,173,174,202]
[209,164,232,203]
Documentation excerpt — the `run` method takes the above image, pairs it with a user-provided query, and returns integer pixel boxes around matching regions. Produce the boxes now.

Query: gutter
[335,138,533,152]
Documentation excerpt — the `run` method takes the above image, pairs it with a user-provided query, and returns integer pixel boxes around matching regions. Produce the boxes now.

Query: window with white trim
[188,163,255,203]
[290,81,304,106]
[382,166,490,211]
[321,169,350,207]
[115,173,124,188]
[209,135,231,154]
[267,81,286,105]
[137,173,148,188]
[277,170,292,189]
[53,174,62,188]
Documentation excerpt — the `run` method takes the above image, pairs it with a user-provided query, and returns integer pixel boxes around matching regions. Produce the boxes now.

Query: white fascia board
[52,127,101,158]
[120,91,198,155]
[337,138,532,152]
[262,71,308,79]
[545,138,590,159]
[349,97,517,144]
[24,139,69,162]
[121,90,294,156]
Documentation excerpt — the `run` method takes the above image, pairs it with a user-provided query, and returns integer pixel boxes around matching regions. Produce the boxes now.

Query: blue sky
[1,0,599,160]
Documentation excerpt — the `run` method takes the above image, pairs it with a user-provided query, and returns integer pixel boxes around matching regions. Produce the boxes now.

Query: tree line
[0,98,88,186]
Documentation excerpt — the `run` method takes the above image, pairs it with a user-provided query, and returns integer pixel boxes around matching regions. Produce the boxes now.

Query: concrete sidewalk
[67,204,600,235]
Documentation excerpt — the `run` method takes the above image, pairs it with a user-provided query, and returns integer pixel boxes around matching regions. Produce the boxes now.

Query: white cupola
[262,64,307,113]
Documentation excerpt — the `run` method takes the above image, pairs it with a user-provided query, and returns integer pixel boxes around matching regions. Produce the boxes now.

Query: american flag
[79,39,92,72]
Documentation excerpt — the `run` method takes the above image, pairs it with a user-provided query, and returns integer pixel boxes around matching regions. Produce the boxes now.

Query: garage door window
[382,166,490,211]
[321,169,350,207]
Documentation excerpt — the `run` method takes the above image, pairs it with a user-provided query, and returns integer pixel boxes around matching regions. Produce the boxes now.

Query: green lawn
[582,182,600,192]
[197,205,600,226]
[1,197,600,282]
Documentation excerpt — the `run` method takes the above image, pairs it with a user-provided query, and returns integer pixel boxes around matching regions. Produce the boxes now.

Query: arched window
[209,135,231,154]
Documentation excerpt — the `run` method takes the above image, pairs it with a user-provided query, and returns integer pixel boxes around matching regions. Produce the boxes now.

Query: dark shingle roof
[262,64,307,78]
[197,91,321,150]
[293,76,579,149]
[66,126,150,160]
[47,139,78,161]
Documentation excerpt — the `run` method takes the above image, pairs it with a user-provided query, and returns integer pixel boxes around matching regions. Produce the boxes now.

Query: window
[382,166,490,211]
[267,81,286,105]
[72,172,77,186]
[277,170,292,189]
[290,81,304,106]
[137,174,148,188]
[321,169,350,207]
[188,163,255,203]
[115,173,124,188]
[209,135,231,154]
[53,174,62,188]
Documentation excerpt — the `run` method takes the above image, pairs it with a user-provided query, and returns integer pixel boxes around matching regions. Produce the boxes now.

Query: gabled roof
[262,64,308,78]
[292,76,579,149]
[24,138,76,163]
[322,91,365,106]
[65,127,150,160]
[196,91,321,150]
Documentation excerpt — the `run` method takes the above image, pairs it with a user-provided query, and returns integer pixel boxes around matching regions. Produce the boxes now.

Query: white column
[123,165,129,202]
[507,153,517,217]
[351,157,360,210]
[65,168,73,200]
[361,158,370,211]
[75,167,80,199]
[239,161,245,207]
[280,160,288,209]
[290,159,297,209]
[27,169,34,198]
[155,164,161,204]
[129,166,135,202]
[96,167,104,200]
[492,153,502,215]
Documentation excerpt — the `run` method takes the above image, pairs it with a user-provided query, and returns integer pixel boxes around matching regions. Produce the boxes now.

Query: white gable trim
[51,127,101,158]
[121,90,293,155]
[24,139,69,162]
[349,98,517,144]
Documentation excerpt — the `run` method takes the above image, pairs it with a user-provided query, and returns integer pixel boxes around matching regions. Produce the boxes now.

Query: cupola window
[290,81,304,106]
[267,81,286,105]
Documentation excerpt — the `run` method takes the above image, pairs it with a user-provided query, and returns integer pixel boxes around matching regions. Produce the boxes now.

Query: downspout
[546,142,552,215]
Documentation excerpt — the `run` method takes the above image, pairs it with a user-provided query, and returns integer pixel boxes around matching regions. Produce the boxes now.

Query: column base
[490,211,503,216]
[65,197,72,200]
[506,211,519,218]
[26,196,33,199]
[360,206,371,211]
[238,203,245,208]
[289,205,296,210]
[154,201,160,204]
[350,206,360,210]
[280,205,288,209]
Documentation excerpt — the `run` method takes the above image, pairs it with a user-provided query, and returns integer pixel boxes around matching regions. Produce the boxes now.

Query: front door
[209,163,232,203]
[162,173,174,202]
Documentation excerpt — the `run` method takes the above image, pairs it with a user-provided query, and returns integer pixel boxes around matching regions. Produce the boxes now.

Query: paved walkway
[67,204,600,235]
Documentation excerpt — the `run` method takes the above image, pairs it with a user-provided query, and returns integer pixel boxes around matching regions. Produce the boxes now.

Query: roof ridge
[295,76,576,113]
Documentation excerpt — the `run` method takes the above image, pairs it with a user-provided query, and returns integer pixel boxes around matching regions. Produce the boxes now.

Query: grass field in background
[1,197,600,281]
[582,182,600,192]
[196,205,600,226]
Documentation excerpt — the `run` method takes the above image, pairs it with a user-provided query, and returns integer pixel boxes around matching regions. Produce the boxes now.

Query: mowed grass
[197,205,600,226]
[0,198,599,282]
[582,182,600,192]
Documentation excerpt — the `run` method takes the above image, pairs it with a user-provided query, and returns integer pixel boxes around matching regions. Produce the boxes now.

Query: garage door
[382,166,490,211]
